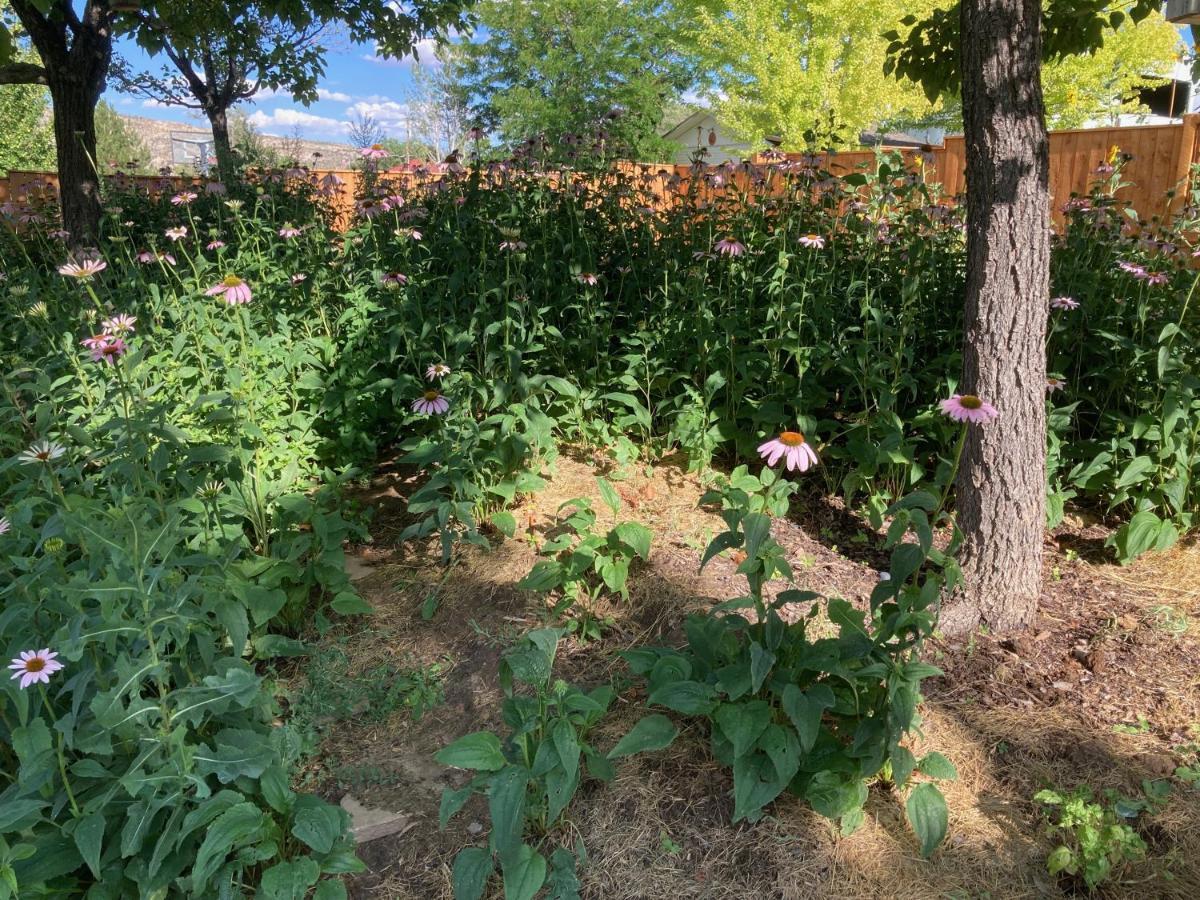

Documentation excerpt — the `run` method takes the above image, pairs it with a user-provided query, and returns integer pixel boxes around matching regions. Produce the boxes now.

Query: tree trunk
[939,0,1050,636]
[206,105,238,184]
[47,73,103,249]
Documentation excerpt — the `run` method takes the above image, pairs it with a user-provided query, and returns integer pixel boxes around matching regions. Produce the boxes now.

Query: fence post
[1170,113,1200,220]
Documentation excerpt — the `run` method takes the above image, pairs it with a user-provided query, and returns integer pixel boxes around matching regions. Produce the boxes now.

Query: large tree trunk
[47,73,103,248]
[206,105,238,184]
[939,0,1050,636]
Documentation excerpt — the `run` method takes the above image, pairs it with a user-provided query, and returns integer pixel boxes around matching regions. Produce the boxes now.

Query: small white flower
[19,440,66,465]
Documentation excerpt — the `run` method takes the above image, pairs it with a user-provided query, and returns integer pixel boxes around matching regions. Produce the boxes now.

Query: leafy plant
[517,478,653,641]
[622,468,958,853]
[436,628,677,900]
[1035,780,1170,891]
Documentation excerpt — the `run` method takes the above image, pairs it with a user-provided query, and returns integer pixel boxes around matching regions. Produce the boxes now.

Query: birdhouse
[708,129,717,146]
[1165,0,1200,24]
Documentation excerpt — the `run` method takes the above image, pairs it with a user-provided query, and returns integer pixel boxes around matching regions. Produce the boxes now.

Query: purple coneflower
[8,648,63,689]
[1117,260,1145,277]
[939,394,998,425]
[206,274,252,305]
[58,259,107,279]
[576,272,598,285]
[360,144,389,160]
[382,272,409,288]
[170,191,197,206]
[426,363,451,380]
[291,273,307,284]
[89,336,127,365]
[206,240,226,251]
[164,226,188,241]
[713,237,746,257]
[412,391,449,415]
[1050,296,1079,310]
[0,516,9,536]
[49,229,70,240]
[797,234,825,249]
[278,224,302,239]
[499,240,527,252]
[1145,271,1169,286]
[102,313,136,334]
[757,431,820,472]
[1046,377,1067,393]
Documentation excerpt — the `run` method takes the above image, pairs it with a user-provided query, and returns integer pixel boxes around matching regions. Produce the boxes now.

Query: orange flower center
[222,275,243,287]
[371,144,383,151]
[959,395,982,409]
[423,390,440,401]
[779,431,806,446]
[25,657,45,673]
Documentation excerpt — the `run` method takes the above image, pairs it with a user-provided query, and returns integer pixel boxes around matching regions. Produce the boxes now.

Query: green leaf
[313,881,349,900]
[647,680,716,715]
[490,510,517,538]
[596,477,621,515]
[1046,844,1075,876]
[714,701,772,759]
[291,795,345,854]
[780,683,834,752]
[611,522,652,560]
[488,767,528,864]
[72,813,105,879]
[891,745,917,790]
[552,719,581,783]
[749,642,775,693]
[917,751,958,781]
[741,512,772,560]
[608,715,679,758]
[191,802,264,891]
[330,592,374,615]
[440,784,476,831]
[235,582,288,625]
[259,858,321,899]
[906,782,949,857]
[452,846,494,900]
[437,732,507,771]
[502,844,547,900]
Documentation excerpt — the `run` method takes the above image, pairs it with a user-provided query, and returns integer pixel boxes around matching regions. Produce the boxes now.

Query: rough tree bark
[939,0,1050,636]
[205,104,237,184]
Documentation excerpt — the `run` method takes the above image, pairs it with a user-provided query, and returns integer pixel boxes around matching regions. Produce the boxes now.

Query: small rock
[467,821,484,835]
[1050,680,1073,692]
[340,794,414,843]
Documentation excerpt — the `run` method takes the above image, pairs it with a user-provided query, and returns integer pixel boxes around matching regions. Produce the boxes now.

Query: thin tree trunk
[939,0,1050,636]
[48,74,103,249]
[207,105,238,184]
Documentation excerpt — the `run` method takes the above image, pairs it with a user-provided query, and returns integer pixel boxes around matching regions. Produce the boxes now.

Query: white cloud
[246,108,349,138]
[319,89,353,103]
[362,35,450,68]
[141,98,174,109]
[346,99,414,134]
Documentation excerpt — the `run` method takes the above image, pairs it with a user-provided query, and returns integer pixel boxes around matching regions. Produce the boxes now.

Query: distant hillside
[119,114,360,171]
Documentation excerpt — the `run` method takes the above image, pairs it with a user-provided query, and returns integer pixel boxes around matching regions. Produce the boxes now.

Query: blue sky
[104,34,442,144]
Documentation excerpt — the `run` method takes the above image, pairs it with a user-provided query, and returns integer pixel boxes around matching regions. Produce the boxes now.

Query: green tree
[0,3,52,175]
[93,99,151,173]
[455,0,695,161]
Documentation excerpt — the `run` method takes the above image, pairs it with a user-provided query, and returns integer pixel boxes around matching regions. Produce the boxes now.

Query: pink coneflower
[0,516,9,535]
[206,240,226,251]
[395,228,422,241]
[49,229,70,240]
[798,234,825,249]
[137,250,176,265]
[576,272,598,285]
[499,240,527,252]
[319,172,345,192]
[101,313,136,334]
[206,274,252,305]
[713,237,746,257]
[360,144,389,160]
[426,363,451,380]
[1145,271,1169,286]
[1046,377,1067,393]
[939,394,999,425]
[1117,260,1145,277]
[170,191,197,206]
[278,224,302,239]
[757,431,820,472]
[468,126,485,141]
[358,199,384,218]
[412,390,449,415]
[205,181,227,195]
[164,226,188,241]
[291,273,307,284]
[1050,296,1079,310]
[18,440,65,465]
[58,259,107,279]
[88,336,127,365]
[8,648,63,689]
[382,272,408,287]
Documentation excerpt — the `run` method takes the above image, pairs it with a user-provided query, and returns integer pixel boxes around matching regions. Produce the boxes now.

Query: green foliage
[437,628,657,900]
[518,481,653,641]
[0,4,53,176]
[623,470,958,849]
[94,100,152,174]
[1035,780,1170,890]
[454,0,694,161]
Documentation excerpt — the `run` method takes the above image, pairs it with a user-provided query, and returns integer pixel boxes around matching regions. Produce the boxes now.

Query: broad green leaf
[440,785,476,831]
[490,510,517,538]
[72,813,105,879]
[714,701,771,759]
[611,522,652,560]
[596,477,621,515]
[906,782,949,857]
[437,732,507,771]
[190,802,264,891]
[259,858,320,899]
[501,844,547,900]
[647,680,716,715]
[608,715,679,759]
[552,719,581,783]
[749,642,774,693]
[291,795,345,854]
[330,592,374,615]
[452,846,494,900]
[488,767,528,864]
[780,683,835,752]
[917,751,958,781]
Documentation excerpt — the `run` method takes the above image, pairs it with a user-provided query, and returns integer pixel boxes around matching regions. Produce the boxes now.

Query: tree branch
[0,61,49,85]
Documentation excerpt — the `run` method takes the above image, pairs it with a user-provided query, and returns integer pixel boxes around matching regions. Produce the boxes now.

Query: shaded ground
[289,452,1200,899]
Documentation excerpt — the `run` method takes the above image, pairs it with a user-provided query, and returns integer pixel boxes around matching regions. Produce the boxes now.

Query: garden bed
[289,454,1200,899]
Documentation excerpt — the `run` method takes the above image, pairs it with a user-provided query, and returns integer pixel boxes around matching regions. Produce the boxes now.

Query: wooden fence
[3,117,1198,230]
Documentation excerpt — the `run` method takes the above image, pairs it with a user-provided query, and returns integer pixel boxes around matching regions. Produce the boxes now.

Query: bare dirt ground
[291,452,1200,900]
